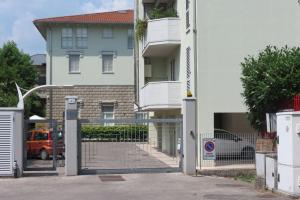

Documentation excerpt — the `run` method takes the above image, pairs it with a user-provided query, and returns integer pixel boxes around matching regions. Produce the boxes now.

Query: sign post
[203,138,216,160]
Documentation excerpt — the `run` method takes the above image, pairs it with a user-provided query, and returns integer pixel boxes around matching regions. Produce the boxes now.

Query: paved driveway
[0,173,289,200]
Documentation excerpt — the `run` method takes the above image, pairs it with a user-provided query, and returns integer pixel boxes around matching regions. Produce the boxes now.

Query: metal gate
[23,119,64,171]
[78,118,183,174]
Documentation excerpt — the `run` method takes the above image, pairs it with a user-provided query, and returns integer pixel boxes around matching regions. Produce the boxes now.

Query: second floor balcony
[140,81,182,111]
[143,17,181,57]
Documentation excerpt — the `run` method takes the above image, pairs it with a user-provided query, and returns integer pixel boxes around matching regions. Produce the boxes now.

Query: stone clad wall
[46,85,135,121]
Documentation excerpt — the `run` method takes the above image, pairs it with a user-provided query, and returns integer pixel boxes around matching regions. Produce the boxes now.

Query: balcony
[140,81,182,111]
[143,18,181,57]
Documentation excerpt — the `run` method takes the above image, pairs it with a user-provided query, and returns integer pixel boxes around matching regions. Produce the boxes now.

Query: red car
[26,129,64,160]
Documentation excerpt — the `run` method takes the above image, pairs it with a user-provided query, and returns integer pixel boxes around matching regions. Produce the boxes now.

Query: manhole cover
[203,194,241,200]
[215,184,245,188]
[99,175,125,182]
[257,194,277,198]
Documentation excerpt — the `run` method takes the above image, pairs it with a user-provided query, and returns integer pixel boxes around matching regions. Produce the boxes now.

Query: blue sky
[0,0,134,55]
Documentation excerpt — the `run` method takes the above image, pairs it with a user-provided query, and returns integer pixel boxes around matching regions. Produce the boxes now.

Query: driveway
[0,173,289,200]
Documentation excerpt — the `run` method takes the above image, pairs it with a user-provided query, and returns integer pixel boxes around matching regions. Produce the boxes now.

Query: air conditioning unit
[145,64,152,78]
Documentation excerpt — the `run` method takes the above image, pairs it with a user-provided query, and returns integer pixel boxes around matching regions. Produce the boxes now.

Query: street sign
[203,138,216,160]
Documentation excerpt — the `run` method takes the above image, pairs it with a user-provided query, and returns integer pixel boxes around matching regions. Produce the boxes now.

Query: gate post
[182,98,197,175]
[64,96,78,176]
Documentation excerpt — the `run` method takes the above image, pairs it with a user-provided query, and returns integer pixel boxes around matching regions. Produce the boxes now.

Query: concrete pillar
[64,96,78,176]
[183,98,196,175]
[14,110,24,177]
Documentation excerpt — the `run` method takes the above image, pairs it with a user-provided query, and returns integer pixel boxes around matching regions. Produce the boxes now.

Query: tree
[0,41,45,118]
[241,46,300,131]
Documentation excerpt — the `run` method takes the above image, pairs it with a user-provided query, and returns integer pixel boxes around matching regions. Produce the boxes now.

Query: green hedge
[81,125,148,142]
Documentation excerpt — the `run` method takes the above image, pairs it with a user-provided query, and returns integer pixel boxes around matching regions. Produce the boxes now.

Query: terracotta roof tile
[34,10,133,24]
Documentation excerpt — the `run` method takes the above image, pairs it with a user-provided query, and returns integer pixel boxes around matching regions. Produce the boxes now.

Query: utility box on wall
[277,112,300,197]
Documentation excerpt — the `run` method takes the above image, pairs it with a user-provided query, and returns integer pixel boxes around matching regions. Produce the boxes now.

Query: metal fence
[198,131,258,170]
[78,118,183,174]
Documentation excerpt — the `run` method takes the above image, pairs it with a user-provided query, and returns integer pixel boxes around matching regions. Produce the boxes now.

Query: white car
[214,129,255,159]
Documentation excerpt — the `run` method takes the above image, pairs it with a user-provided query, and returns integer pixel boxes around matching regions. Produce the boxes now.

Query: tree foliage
[0,41,45,117]
[241,46,300,131]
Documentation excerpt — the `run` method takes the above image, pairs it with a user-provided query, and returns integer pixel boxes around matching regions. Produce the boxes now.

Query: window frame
[102,104,115,126]
[61,28,73,49]
[69,54,80,74]
[76,28,88,49]
[127,29,134,49]
[102,27,113,39]
[102,54,114,74]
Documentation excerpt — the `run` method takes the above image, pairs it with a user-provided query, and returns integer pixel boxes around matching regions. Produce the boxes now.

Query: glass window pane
[76,28,87,48]
[69,55,80,73]
[102,55,113,73]
[128,29,134,49]
[102,105,114,112]
[62,28,73,48]
[103,28,113,38]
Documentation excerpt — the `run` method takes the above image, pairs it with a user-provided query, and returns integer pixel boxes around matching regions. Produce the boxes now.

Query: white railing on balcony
[140,81,182,110]
[143,18,181,55]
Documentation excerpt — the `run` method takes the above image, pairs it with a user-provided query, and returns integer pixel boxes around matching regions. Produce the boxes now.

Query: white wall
[196,0,300,133]
[46,24,134,86]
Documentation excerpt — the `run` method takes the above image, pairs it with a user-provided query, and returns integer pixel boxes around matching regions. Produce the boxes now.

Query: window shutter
[186,47,191,92]
[0,112,13,175]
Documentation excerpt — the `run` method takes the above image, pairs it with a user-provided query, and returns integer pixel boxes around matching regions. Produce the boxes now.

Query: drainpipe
[193,0,199,169]
[49,27,54,133]
[135,0,140,106]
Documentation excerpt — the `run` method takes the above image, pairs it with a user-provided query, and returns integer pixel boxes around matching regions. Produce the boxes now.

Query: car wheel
[241,147,255,159]
[40,149,48,160]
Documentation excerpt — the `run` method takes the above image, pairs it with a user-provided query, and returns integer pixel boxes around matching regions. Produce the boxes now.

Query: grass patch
[234,175,256,183]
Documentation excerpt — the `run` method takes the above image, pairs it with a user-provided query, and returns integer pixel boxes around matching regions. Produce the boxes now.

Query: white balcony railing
[143,18,181,57]
[140,81,182,110]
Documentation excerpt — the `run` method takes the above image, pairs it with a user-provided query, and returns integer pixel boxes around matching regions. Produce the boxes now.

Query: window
[69,55,80,73]
[76,28,87,48]
[62,28,73,48]
[102,28,113,38]
[102,54,113,73]
[186,0,190,30]
[102,104,114,126]
[135,112,148,125]
[128,29,134,49]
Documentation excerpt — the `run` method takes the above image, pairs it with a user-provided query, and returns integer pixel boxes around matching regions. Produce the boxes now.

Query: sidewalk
[0,173,289,200]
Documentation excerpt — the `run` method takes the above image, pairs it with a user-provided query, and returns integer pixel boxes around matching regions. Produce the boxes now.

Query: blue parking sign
[203,138,216,160]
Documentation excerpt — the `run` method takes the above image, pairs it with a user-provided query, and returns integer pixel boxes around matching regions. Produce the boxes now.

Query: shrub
[135,19,147,41]
[241,46,300,131]
[148,7,177,20]
[81,125,148,142]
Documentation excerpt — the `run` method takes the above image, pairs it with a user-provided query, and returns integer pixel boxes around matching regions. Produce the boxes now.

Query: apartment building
[135,0,300,157]
[34,10,135,121]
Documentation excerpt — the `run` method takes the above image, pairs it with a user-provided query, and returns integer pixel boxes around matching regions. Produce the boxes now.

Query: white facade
[136,0,300,164]
[196,0,300,133]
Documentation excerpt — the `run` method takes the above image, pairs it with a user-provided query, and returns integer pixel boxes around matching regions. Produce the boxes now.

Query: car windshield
[34,132,48,140]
